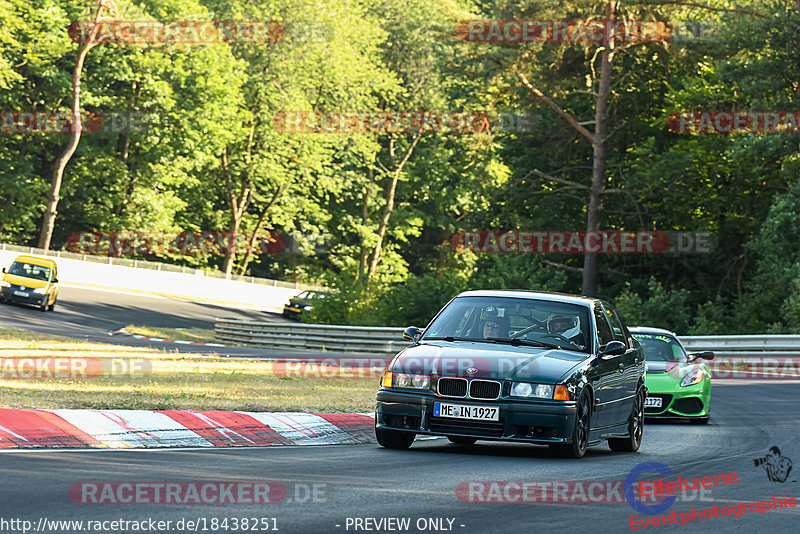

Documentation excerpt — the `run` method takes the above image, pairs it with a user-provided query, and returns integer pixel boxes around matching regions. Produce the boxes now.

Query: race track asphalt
[0,286,797,533]
[0,285,355,358]
[1,381,798,533]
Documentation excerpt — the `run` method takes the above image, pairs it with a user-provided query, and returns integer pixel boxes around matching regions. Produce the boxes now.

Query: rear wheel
[447,436,478,446]
[376,426,415,449]
[552,390,592,458]
[609,386,645,452]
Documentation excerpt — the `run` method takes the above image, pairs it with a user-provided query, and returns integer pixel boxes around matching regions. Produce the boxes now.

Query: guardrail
[0,242,325,291]
[681,335,800,357]
[215,320,408,354]
[215,324,800,379]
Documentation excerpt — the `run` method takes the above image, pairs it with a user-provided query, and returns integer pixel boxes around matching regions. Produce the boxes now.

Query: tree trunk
[38,3,109,250]
[221,147,251,277]
[356,167,373,282]
[366,134,421,282]
[582,2,615,297]
[236,185,283,275]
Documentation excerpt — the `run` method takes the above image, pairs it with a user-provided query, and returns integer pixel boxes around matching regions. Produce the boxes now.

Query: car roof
[12,255,57,268]
[629,326,679,337]
[455,289,595,306]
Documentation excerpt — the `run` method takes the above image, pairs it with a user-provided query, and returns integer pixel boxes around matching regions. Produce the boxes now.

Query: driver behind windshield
[482,317,508,339]
[547,314,586,350]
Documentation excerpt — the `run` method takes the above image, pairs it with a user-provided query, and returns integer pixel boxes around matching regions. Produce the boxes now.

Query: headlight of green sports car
[680,368,705,387]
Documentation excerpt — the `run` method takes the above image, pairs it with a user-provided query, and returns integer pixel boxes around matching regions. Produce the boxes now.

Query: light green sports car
[630,327,713,424]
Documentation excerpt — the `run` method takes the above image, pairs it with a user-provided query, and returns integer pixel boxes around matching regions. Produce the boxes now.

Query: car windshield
[296,291,325,300]
[632,333,687,362]
[8,261,51,281]
[423,295,592,353]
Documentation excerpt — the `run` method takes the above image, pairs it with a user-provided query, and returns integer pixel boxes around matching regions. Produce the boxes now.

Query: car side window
[593,305,614,348]
[601,303,628,347]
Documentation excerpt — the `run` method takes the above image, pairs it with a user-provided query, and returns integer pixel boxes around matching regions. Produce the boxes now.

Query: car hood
[2,274,48,289]
[391,341,588,383]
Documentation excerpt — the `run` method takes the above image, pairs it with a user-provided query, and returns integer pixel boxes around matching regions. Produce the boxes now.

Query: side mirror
[689,351,714,361]
[52,278,59,284]
[1,267,5,273]
[403,326,422,341]
[600,340,626,356]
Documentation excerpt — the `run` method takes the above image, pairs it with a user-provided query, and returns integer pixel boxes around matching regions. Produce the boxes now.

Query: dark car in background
[282,290,328,320]
[630,327,713,423]
[375,290,647,458]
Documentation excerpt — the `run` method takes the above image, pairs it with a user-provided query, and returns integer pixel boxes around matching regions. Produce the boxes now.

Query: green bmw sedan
[375,290,647,458]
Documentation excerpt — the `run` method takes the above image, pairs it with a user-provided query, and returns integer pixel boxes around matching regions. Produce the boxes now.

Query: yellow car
[1,255,59,311]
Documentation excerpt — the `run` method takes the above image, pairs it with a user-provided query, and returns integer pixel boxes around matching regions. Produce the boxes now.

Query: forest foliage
[1,0,799,333]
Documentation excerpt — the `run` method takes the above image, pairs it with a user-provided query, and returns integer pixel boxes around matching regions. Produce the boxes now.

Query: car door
[590,303,624,428]
[601,302,641,424]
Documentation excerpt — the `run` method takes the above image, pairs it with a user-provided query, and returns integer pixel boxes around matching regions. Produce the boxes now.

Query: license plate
[290,307,301,312]
[434,402,499,421]
[13,291,29,297]
[645,397,662,408]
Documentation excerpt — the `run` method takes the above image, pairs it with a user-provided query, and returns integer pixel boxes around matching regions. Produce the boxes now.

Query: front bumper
[644,374,710,418]
[282,305,302,318]
[376,389,577,444]
[1,287,47,306]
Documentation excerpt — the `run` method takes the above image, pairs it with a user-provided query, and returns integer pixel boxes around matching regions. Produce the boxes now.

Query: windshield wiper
[484,337,560,350]
[423,336,478,342]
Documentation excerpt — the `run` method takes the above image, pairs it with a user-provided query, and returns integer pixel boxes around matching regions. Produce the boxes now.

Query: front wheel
[39,298,49,312]
[552,390,592,458]
[376,426,415,449]
[609,386,645,452]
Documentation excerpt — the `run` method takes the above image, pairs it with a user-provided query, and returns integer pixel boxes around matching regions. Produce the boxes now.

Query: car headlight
[382,372,430,390]
[510,382,572,400]
[303,305,312,311]
[0,281,10,287]
[681,368,705,387]
[511,382,553,398]
[33,288,47,294]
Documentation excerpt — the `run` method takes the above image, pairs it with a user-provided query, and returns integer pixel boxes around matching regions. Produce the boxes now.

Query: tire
[39,298,48,312]
[48,299,55,311]
[552,389,592,458]
[376,426,415,449]
[609,386,645,452]
[447,436,478,446]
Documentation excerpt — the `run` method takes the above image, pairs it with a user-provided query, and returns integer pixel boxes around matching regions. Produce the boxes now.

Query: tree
[38,0,122,250]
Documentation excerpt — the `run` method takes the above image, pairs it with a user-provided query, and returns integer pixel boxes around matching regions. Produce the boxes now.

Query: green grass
[124,325,216,344]
[0,329,378,412]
